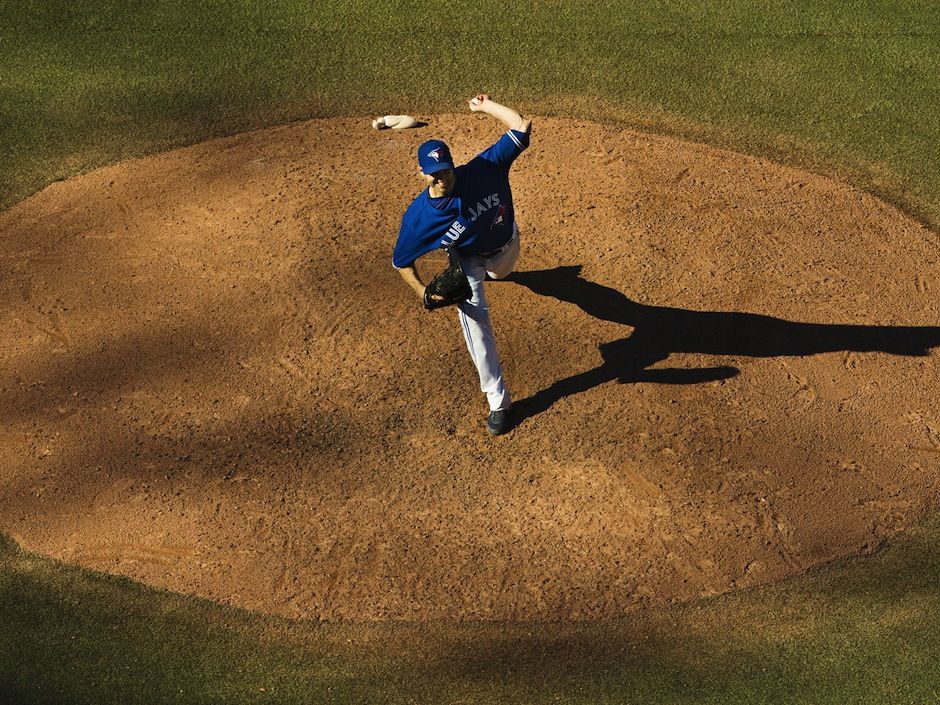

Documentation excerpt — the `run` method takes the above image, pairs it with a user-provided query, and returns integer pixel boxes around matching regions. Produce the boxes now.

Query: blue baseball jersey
[392,129,530,269]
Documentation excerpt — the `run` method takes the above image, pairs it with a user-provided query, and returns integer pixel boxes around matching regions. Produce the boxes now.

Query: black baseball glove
[423,260,472,310]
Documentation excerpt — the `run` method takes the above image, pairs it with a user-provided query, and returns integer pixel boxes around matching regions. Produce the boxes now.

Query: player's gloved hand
[423,260,472,310]
[423,288,445,304]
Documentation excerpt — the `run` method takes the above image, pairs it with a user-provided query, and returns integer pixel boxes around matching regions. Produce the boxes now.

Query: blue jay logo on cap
[418,139,455,174]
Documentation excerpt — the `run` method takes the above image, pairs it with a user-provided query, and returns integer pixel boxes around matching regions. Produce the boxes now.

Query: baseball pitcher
[392,94,531,435]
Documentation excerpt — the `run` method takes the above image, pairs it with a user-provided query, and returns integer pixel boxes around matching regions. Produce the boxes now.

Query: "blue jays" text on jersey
[392,129,529,269]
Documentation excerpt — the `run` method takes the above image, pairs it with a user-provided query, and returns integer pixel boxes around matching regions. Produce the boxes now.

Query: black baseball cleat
[486,407,512,436]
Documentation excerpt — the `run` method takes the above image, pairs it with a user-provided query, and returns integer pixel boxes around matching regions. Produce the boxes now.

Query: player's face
[424,168,455,196]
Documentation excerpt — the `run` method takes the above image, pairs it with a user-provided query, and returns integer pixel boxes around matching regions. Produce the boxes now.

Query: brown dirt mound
[2,116,940,620]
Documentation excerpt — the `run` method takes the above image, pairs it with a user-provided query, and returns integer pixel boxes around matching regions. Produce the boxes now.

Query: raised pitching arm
[468,94,532,134]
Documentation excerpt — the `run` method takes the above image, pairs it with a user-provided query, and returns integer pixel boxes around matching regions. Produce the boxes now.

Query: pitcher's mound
[2,116,939,620]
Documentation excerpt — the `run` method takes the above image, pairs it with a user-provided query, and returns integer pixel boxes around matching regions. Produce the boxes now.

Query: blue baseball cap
[418,139,454,174]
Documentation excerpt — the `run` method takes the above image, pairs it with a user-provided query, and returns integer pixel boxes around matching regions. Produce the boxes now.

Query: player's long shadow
[507,265,940,423]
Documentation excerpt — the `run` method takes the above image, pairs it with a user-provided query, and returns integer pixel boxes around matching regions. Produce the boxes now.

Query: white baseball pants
[456,225,520,412]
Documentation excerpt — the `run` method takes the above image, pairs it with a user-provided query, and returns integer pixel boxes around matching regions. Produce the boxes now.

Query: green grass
[1,1,938,228]
[3,514,940,704]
